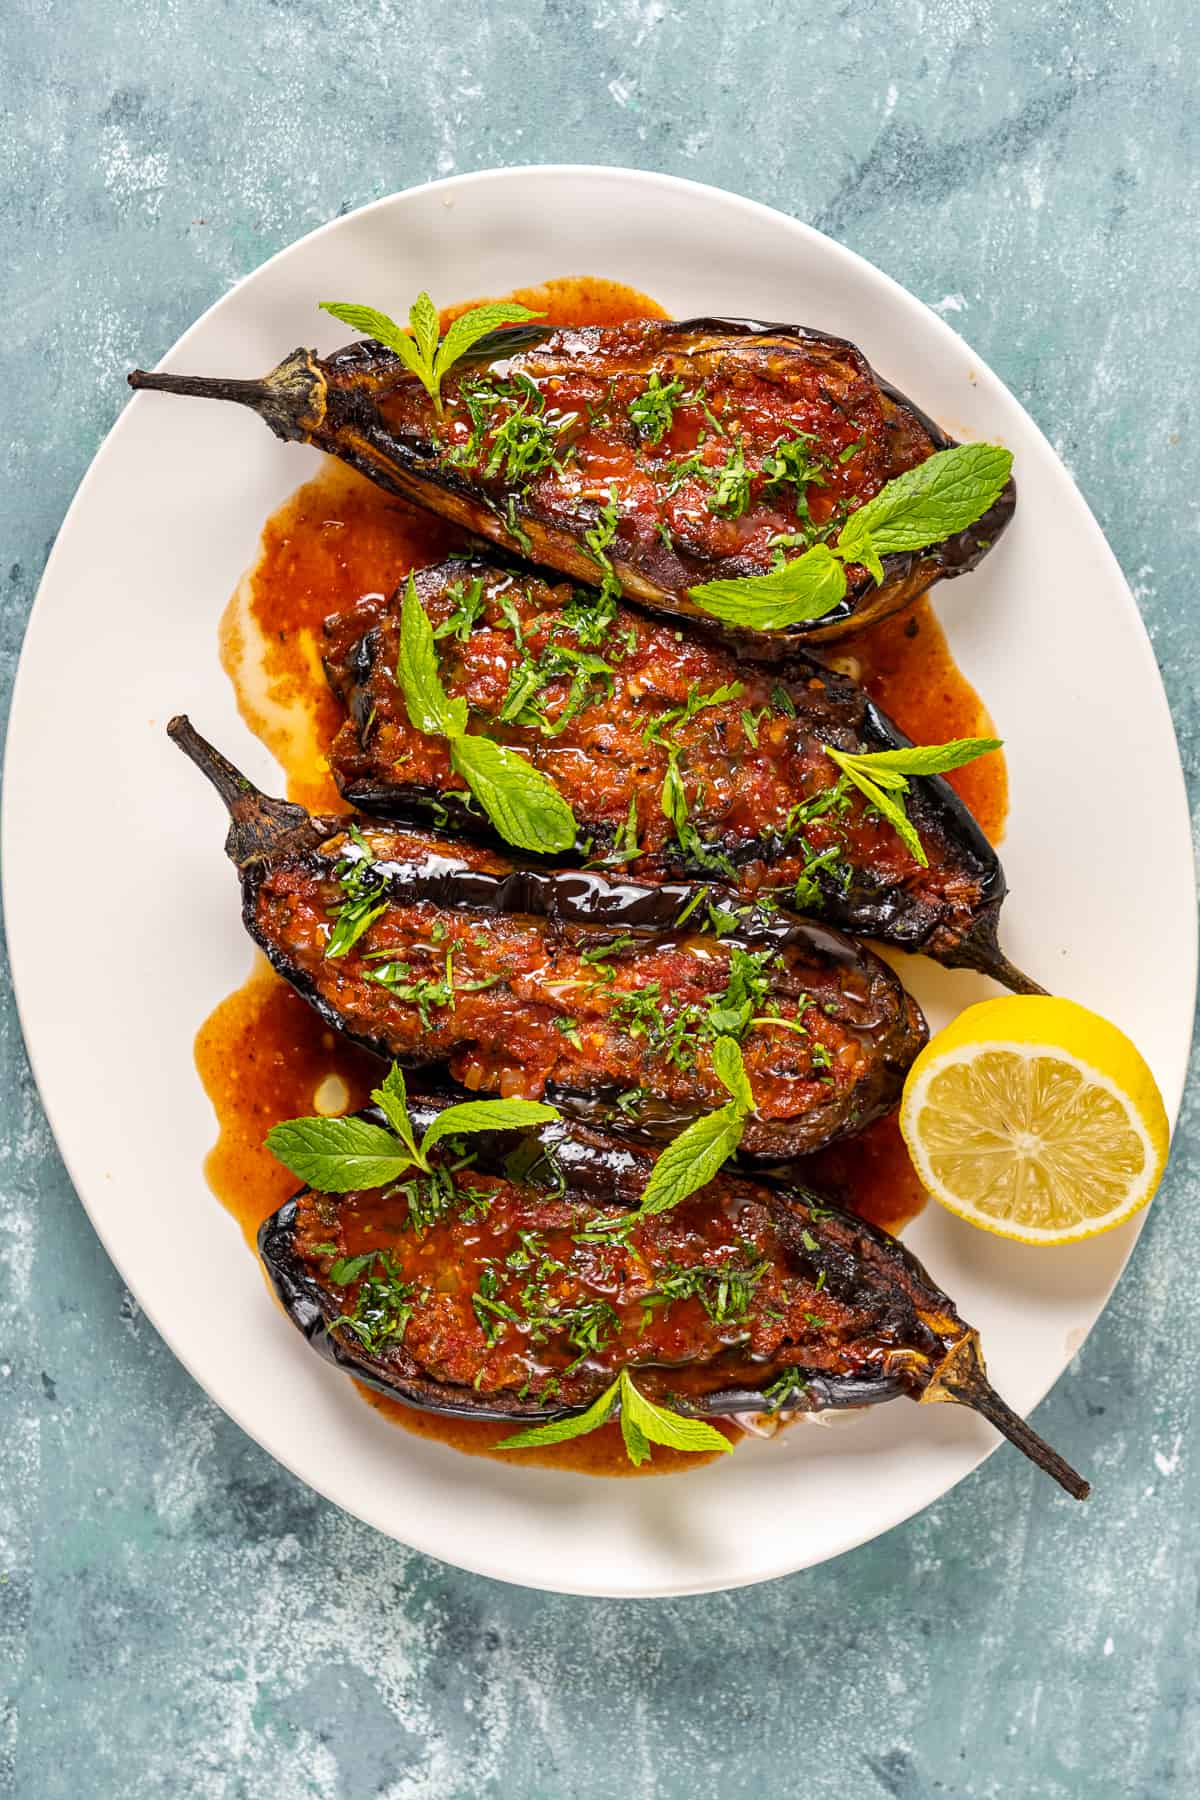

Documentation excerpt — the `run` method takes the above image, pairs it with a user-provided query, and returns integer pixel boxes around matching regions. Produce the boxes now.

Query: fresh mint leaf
[327,1252,377,1284]
[318,302,430,394]
[711,1035,754,1112]
[824,748,927,865]
[620,1406,652,1466]
[688,442,1012,631]
[497,1368,731,1463]
[395,574,577,853]
[839,443,1013,560]
[321,292,541,417]
[618,1369,733,1457]
[419,1098,560,1159]
[450,733,577,855]
[630,1100,747,1221]
[496,1374,622,1450]
[433,301,542,389]
[372,1065,424,1168]
[409,290,441,371]
[264,1115,417,1193]
[688,542,847,629]
[834,736,1002,779]
[267,1067,558,1195]
[398,576,463,737]
[628,372,685,445]
[823,737,1000,868]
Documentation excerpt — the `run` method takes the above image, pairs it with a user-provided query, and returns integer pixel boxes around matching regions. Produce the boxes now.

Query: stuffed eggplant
[129,316,1015,643]
[324,557,1037,991]
[259,1094,1088,1497]
[170,717,926,1157]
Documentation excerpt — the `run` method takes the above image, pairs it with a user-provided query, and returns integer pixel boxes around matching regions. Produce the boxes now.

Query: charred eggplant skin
[258,1098,963,1422]
[168,718,927,1159]
[129,316,1016,644]
[324,557,1024,985]
[256,1097,1090,1500]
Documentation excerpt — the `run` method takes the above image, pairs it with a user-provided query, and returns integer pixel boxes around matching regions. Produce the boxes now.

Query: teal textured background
[2,3,1198,1795]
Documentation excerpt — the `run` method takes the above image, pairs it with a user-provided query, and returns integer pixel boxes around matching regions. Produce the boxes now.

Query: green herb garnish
[823,736,1001,868]
[689,443,1013,631]
[265,1063,559,1194]
[659,746,736,876]
[497,1366,733,1465]
[626,1037,754,1223]
[394,576,577,853]
[327,1247,420,1353]
[628,371,686,445]
[643,1255,770,1326]
[323,825,388,959]
[318,292,542,419]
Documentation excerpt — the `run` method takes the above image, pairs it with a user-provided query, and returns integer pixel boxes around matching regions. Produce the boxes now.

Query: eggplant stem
[951,938,1048,996]
[167,715,318,867]
[975,947,1048,997]
[943,1360,1090,1500]
[128,348,324,443]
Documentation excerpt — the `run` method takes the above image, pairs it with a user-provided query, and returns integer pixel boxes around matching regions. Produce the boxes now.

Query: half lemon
[899,996,1169,1245]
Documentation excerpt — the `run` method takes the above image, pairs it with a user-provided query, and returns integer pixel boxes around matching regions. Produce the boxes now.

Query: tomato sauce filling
[249,821,922,1153]
[288,1162,950,1412]
[365,318,935,590]
[325,561,1001,954]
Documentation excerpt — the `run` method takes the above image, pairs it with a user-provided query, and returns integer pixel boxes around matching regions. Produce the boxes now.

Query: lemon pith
[899,997,1169,1245]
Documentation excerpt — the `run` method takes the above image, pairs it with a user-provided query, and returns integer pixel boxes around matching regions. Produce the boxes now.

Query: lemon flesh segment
[900,997,1169,1245]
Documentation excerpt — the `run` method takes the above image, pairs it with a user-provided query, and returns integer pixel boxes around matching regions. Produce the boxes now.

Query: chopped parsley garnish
[643,1254,770,1326]
[327,1248,422,1355]
[761,431,828,504]
[640,680,744,748]
[760,1367,809,1414]
[659,746,737,876]
[324,826,389,959]
[709,436,753,519]
[560,585,619,648]
[471,1237,620,1372]
[628,371,685,445]
[432,577,487,641]
[495,634,616,738]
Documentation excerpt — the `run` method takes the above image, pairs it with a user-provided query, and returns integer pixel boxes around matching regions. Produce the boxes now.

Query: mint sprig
[395,576,577,854]
[497,1366,733,1465]
[318,291,542,418]
[627,1036,753,1222]
[824,736,1001,868]
[265,1062,559,1194]
[689,442,1013,631]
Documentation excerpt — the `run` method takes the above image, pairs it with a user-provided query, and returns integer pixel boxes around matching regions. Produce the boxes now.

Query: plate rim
[4,162,1195,1596]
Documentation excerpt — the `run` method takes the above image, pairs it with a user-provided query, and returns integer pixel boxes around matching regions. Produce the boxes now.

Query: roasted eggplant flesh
[325,557,1012,975]
[169,718,926,1157]
[257,1099,1090,1498]
[259,1098,970,1419]
[129,317,1015,642]
[247,823,926,1156]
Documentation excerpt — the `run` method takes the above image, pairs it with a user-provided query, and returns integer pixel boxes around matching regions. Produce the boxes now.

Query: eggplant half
[259,1094,1088,1498]
[129,316,1015,644]
[324,557,1037,991]
[170,717,926,1158]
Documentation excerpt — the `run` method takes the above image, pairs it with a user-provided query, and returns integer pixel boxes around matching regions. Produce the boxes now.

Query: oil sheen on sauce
[198,276,1006,1476]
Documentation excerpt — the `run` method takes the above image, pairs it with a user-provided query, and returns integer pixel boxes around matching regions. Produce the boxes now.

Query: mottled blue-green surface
[2,3,1198,1795]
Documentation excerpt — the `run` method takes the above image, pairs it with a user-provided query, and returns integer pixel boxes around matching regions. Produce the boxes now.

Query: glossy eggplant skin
[129,317,1015,645]
[168,719,926,1159]
[257,1097,970,1422]
[324,557,1027,986]
[256,1097,1091,1500]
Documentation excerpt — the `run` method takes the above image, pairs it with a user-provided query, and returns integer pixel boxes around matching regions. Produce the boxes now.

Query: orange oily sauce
[199,276,1003,1474]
